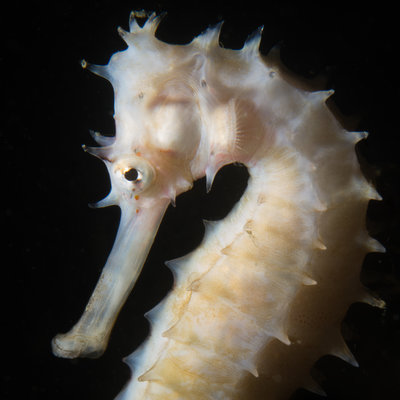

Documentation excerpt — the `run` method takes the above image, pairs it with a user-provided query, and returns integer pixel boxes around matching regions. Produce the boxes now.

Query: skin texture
[52,11,385,400]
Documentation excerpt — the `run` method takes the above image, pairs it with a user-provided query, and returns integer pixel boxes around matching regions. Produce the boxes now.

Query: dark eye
[124,168,139,181]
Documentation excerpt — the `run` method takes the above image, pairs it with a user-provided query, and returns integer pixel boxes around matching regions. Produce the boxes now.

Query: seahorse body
[52,12,384,400]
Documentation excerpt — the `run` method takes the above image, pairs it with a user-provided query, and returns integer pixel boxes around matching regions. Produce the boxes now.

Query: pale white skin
[52,12,385,399]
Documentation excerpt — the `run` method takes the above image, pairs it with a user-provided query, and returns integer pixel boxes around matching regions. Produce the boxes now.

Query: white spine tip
[164,259,180,273]
[314,239,327,250]
[366,237,386,253]
[144,302,164,326]
[193,21,224,48]
[329,335,359,367]
[165,186,177,207]
[324,89,335,98]
[251,368,259,378]
[82,144,112,162]
[243,25,264,55]
[205,173,215,193]
[205,164,220,193]
[242,361,259,377]
[89,130,115,146]
[359,291,386,308]
[117,26,131,44]
[84,62,112,81]
[351,130,369,143]
[128,11,141,32]
[331,346,359,367]
[277,331,291,345]
[363,183,382,201]
[165,255,189,278]
[302,276,318,286]
[89,193,118,209]
[312,89,334,103]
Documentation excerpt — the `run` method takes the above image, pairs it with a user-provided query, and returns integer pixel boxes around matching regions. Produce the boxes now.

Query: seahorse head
[84,11,265,207]
[84,15,204,211]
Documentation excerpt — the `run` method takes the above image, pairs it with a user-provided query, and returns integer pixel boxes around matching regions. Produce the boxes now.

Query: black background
[3,1,400,399]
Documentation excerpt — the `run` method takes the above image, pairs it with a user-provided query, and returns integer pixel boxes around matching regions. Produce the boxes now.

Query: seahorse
[52,11,385,399]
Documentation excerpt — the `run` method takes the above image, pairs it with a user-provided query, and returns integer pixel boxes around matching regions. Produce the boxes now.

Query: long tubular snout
[52,200,169,358]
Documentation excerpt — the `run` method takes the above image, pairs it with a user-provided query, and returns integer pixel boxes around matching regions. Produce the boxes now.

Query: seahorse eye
[114,156,155,195]
[124,168,139,182]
